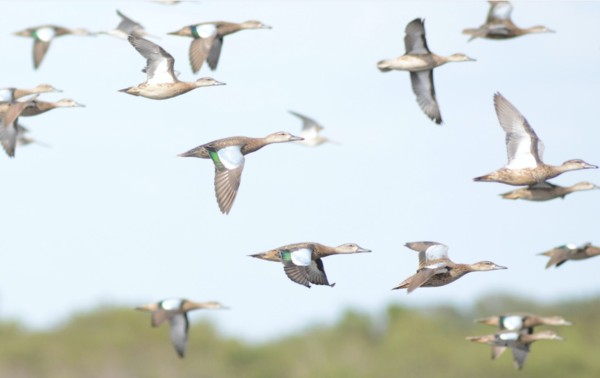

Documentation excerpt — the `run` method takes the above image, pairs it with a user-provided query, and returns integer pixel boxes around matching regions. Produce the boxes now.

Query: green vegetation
[1,294,599,377]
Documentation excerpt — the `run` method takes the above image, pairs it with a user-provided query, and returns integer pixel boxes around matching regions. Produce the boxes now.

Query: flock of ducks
[1,0,597,368]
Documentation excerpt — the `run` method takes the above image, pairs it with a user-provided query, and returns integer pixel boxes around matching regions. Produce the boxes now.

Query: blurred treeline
[0,294,598,377]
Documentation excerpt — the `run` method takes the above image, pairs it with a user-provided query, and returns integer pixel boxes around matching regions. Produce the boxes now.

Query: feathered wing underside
[128,35,177,84]
[0,118,17,157]
[283,264,311,287]
[410,71,442,124]
[406,268,438,293]
[207,36,223,70]
[189,37,214,73]
[308,259,333,286]
[0,101,34,157]
[116,10,143,36]
[151,310,169,327]
[33,40,51,69]
[544,249,569,268]
[491,345,507,360]
[209,146,245,214]
[289,110,320,131]
[406,262,449,293]
[281,259,331,288]
[494,93,543,169]
[168,313,189,358]
[404,18,430,54]
[511,344,530,370]
[487,1,513,23]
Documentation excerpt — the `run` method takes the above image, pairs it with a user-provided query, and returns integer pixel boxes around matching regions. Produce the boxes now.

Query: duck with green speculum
[179,132,303,214]
[475,312,571,333]
[168,20,271,73]
[463,1,554,41]
[539,243,600,269]
[500,181,599,201]
[250,242,371,288]
[474,93,597,186]
[392,242,506,293]
[136,298,227,358]
[466,330,563,370]
[14,25,95,69]
[377,18,475,124]
[120,35,225,100]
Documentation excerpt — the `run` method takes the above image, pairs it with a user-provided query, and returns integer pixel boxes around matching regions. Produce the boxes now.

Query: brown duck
[539,243,600,269]
[501,181,599,201]
[168,20,271,72]
[120,35,225,100]
[467,330,563,370]
[475,313,572,334]
[463,1,554,41]
[14,25,94,69]
[474,93,597,186]
[250,242,371,288]
[392,241,506,293]
[136,298,227,358]
[377,18,475,124]
[179,132,303,214]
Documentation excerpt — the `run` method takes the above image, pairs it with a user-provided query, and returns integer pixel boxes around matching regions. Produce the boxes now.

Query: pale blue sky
[1,1,599,342]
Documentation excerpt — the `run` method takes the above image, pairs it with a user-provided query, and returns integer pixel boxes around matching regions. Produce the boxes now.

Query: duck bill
[212,80,226,86]
[289,136,304,142]
[493,264,508,270]
[357,247,372,253]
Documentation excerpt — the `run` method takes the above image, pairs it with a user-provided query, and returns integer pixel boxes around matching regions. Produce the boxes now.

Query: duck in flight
[136,298,227,358]
[377,18,475,124]
[250,242,371,288]
[178,132,303,214]
[120,35,225,99]
[463,1,554,41]
[392,241,506,293]
[14,25,94,69]
[168,20,271,73]
[474,93,597,186]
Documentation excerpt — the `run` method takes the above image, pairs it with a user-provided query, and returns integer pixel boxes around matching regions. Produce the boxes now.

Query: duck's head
[35,84,62,93]
[265,131,304,143]
[471,261,507,271]
[334,243,372,254]
[56,99,85,108]
[447,53,476,62]
[526,25,555,34]
[561,159,597,170]
[543,316,573,326]
[572,181,600,191]
[195,77,226,87]
[473,316,499,326]
[242,20,272,30]
[182,300,228,311]
[532,330,564,341]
